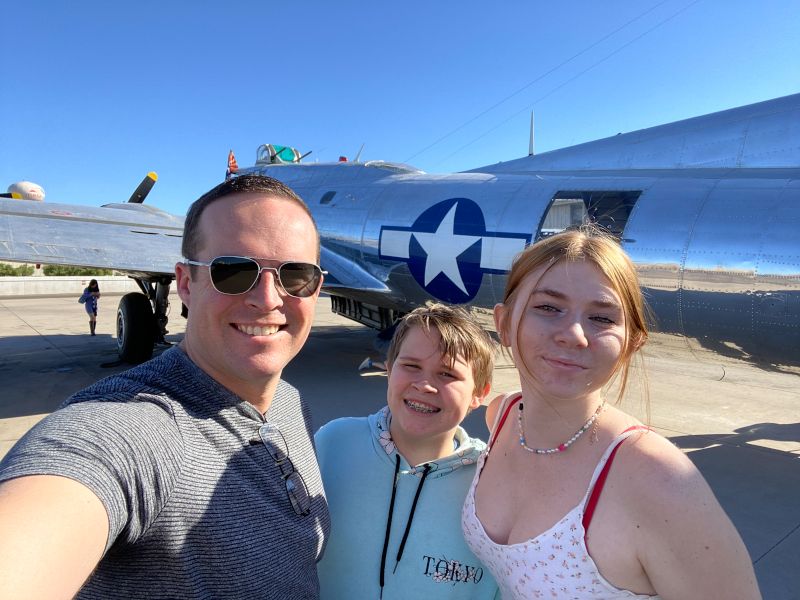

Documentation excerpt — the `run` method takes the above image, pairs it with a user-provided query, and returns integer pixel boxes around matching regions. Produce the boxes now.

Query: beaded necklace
[517,400,605,455]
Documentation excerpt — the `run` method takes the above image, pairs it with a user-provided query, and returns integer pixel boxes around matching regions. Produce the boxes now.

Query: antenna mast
[528,111,535,156]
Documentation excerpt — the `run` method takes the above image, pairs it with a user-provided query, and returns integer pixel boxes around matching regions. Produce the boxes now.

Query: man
[0,175,330,599]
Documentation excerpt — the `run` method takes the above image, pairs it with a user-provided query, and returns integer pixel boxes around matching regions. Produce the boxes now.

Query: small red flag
[226,150,239,179]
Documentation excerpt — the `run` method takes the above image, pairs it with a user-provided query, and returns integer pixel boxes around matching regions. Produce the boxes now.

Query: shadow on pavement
[670,426,800,599]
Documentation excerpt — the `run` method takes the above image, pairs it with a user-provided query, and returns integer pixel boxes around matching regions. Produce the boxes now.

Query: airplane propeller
[127,172,158,204]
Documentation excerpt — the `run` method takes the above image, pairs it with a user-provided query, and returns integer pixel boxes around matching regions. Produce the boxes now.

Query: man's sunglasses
[254,422,312,516]
[183,256,324,298]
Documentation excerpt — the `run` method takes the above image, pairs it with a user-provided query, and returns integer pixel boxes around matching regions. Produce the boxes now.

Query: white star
[412,204,480,294]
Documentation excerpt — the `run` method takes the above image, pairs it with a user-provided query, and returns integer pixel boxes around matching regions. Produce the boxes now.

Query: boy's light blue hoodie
[315,406,499,599]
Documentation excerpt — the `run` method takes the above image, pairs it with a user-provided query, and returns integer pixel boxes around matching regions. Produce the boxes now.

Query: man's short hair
[182,174,320,261]
[386,303,496,394]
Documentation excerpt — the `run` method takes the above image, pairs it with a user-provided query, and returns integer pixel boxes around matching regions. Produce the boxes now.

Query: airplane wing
[319,245,390,295]
[0,192,392,291]
[0,198,183,277]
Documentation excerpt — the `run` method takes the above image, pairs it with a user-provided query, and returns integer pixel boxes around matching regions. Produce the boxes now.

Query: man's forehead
[194,191,318,257]
[206,191,297,211]
[198,193,311,230]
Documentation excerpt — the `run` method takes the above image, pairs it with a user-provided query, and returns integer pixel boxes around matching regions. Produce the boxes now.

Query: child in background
[315,303,499,599]
[82,279,101,336]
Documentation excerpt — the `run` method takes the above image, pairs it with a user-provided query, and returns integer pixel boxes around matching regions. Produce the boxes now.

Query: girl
[462,227,760,599]
[82,279,101,336]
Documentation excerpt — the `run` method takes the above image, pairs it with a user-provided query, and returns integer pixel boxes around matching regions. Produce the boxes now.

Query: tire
[116,293,157,364]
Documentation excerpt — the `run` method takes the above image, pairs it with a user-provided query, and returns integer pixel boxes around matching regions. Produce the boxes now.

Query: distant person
[315,303,499,599]
[0,175,330,599]
[81,278,101,336]
[462,226,761,599]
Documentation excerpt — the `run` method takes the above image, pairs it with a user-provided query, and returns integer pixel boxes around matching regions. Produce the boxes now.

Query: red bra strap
[488,393,523,451]
[582,426,649,536]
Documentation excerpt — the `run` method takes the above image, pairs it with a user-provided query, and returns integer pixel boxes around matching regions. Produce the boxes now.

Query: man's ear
[174,262,192,308]
[493,303,510,347]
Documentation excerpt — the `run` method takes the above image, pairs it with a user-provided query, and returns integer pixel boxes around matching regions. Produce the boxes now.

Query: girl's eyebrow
[531,288,566,300]
[532,288,622,310]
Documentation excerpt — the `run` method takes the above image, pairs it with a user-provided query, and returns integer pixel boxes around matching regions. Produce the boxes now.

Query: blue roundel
[407,198,485,304]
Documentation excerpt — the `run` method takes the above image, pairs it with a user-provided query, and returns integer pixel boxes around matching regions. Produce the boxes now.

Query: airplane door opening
[538,190,642,239]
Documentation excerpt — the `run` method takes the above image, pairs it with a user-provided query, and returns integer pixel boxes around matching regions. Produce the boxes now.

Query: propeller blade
[127,172,158,204]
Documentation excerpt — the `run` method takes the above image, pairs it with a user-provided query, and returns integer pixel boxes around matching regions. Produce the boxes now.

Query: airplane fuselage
[3,93,798,370]
[238,160,800,371]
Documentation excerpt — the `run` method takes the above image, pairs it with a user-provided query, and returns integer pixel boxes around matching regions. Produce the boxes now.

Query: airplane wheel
[117,293,156,364]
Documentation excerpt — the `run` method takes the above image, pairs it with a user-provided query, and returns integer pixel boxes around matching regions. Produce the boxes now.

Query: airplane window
[320,191,337,205]
[538,190,641,239]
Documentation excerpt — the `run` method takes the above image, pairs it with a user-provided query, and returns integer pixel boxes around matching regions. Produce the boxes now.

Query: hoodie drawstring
[379,455,401,598]
[379,455,432,598]
[393,463,431,573]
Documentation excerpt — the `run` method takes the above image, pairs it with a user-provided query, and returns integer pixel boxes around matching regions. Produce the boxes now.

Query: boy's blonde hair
[386,303,496,393]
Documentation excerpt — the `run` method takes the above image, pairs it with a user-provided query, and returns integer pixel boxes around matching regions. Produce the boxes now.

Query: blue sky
[2,0,798,215]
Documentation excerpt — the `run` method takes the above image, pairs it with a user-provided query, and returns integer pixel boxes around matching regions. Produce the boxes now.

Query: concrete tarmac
[0,294,797,598]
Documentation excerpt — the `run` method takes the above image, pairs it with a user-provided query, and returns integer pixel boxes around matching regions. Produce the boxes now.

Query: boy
[315,303,499,599]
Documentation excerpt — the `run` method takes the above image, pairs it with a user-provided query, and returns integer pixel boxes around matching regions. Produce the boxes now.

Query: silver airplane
[1,94,798,374]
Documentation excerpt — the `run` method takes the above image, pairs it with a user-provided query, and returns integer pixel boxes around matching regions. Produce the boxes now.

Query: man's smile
[235,323,282,336]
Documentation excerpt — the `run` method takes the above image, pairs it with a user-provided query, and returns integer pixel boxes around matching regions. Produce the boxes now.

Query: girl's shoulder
[484,390,521,432]
[602,417,759,598]
[608,422,711,515]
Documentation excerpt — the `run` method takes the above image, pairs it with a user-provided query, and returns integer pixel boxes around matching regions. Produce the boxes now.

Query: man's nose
[246,269,283,308]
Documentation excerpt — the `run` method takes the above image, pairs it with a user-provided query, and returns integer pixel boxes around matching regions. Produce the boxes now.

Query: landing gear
[117,293,157,364]
[115,277,173,364]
